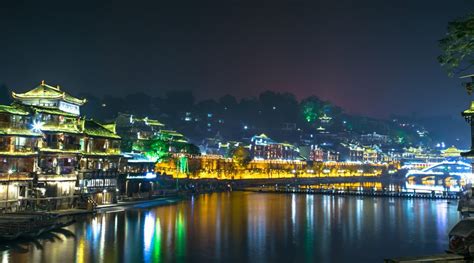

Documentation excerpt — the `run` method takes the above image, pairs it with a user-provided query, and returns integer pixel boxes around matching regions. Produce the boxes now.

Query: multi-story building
[11,81,88,206]
[307,144,339,162]
[0,105,41,207]
[0,81,123,209]
[348,144,364,162]
[250,134,300,160]
[363,146,379,163]
[78,119,122,205]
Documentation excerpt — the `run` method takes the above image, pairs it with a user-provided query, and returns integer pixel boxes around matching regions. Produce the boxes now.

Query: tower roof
[442,146,462,157]
[12,81,87,106]
[83,120,121,139]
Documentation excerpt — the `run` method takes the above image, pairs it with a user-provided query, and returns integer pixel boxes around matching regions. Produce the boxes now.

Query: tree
[136,138,171,162]
[439,13,474,79]
[174,142,201,155]
[164,90,195,113]
[300,96,323,124]
[218,94,238,110]
[126,92,154,117]
[231,146,251,168]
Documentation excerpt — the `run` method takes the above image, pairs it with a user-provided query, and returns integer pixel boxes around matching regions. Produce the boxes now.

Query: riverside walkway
[242,186,460,199]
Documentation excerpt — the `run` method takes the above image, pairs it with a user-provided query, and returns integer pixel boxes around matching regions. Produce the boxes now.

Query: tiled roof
[12,81,86,106]
[83,120,121,139]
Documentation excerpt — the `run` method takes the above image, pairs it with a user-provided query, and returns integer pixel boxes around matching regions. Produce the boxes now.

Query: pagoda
[319,113,332,124]
[12,80,86,115]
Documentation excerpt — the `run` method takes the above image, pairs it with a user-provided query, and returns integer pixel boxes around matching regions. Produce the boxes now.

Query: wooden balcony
[36,173,77,182]
[80,169,119,179]
[0,172,34,181]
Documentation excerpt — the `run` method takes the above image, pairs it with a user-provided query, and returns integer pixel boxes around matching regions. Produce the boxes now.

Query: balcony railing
[0,121,28,129]
[39,166,76,175]
[86,148,121,155]
[0,145,36,153]
[42,122,78,130]
[63,144,81,151]
[43,142,81,151]
[81,169,119,179]
[14,145,36,152]
[0,172,34,181]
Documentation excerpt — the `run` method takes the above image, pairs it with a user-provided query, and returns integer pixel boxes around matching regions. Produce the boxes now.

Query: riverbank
[240,186,460,199]
[0,194,187,242]
[384,253,466,262]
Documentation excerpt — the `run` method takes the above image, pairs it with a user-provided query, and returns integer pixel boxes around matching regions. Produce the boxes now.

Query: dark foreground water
[0,192,461,262]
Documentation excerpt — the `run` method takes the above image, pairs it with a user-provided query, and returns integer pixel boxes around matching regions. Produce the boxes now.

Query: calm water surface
[0,192,461,262]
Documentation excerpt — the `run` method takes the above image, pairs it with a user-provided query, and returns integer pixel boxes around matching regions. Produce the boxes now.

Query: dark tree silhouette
[0,84,11,105]
[439,12,474,77]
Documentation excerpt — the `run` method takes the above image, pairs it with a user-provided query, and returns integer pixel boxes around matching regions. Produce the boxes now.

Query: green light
[302,103,318,123]
[175,213,186,261]
[153,217,161,262]
[178,156,189,173]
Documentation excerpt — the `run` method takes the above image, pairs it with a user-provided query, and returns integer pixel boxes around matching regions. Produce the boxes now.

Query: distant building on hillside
[307,144,339,162]
[360,132,391,145]
[250,134,299,160]
[442,146,463,158]
[115,113,165,151]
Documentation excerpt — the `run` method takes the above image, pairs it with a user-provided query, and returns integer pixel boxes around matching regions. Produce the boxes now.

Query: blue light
[31,120,44,132]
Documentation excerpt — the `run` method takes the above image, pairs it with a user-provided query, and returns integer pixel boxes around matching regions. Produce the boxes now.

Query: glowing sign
[59,101,80,115]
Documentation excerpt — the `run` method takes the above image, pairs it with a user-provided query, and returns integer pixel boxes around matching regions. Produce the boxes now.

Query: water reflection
[0,192,461,262]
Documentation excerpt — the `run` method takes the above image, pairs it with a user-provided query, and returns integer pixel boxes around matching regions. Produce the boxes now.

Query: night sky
[1,1,474,119]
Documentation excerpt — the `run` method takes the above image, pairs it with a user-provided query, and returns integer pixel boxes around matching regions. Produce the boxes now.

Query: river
[0,191,461,262]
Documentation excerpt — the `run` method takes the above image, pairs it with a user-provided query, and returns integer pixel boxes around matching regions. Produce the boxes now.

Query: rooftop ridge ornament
[41,80,45,86]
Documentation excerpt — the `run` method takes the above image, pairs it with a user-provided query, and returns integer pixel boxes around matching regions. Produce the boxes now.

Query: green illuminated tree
[300,96,322,123]
[137,138,170,161]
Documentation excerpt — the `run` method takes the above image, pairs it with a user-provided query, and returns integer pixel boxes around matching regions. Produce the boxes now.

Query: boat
[0,212,75,241]
[448,217,474,255]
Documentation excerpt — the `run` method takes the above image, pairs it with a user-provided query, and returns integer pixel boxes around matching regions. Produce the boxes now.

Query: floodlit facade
[0,81,123,209]
[250,134,300,160]
[0,105,41,207]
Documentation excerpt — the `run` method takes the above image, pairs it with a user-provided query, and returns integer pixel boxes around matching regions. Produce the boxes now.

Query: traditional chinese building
[78,120,122,205]
[0,81,123,209]
[12,82,87,207]
[442,145,463,159]
[115,113,165,152]
[0,105,41,208]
